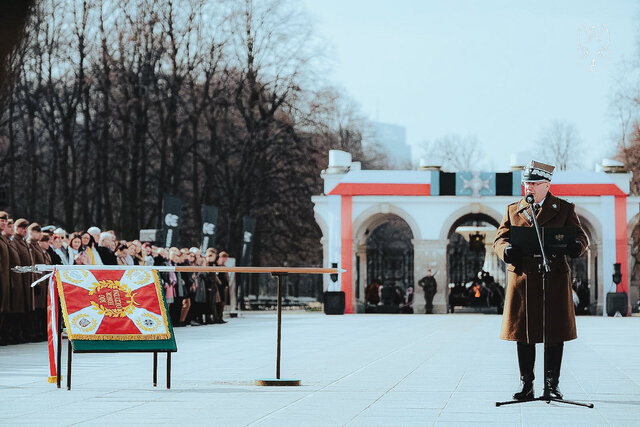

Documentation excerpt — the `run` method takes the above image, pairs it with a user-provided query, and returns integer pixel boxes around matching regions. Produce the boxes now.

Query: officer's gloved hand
[567,240,583,258]
[503,245,522,264]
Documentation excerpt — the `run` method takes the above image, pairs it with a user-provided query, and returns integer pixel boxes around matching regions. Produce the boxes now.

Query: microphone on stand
[525,193,538,213]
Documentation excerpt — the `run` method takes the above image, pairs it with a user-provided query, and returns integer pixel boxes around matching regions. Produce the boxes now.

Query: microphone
[525,193,535,204]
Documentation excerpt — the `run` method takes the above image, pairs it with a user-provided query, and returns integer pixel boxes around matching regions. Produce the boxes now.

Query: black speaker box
[323,291,345,315]
[606,292,628,317]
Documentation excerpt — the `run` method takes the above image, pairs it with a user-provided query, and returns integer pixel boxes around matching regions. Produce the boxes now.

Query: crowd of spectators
[0,212,231,346]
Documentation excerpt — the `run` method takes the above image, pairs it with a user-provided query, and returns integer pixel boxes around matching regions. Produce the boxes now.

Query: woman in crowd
[80,231,102,265]
[67,233,83,262]
[115,242,130,265]
[203,248,220,324]
[142,243,154,266]
[164,247,190,327]
[128,240,143,265]
[189,250,207,326]
[215,250,230,324]
[119,241,134,265]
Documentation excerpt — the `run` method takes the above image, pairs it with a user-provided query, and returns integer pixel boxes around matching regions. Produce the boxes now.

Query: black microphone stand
[496,201,593,408]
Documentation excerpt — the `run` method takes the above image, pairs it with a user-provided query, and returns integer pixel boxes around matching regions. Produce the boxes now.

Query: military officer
[13,218,35,341]
[28,223,48,340]
[0,212,10,345]
[494,160,588,401]
[3,216,27,343]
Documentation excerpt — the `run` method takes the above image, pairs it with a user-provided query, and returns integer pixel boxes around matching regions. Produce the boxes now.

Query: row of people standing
[158,247,230,327]
[0,214,54,344]
[63,230,232,327]
[0,214,232,345]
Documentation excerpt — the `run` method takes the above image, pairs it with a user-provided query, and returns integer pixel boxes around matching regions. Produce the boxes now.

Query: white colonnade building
[312,150,639,315]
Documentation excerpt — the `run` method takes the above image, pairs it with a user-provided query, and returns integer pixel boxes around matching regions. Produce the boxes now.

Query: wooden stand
[55,291,176,390]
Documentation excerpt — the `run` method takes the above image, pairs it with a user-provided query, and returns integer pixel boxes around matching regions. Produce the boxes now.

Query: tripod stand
[496,202,593,408]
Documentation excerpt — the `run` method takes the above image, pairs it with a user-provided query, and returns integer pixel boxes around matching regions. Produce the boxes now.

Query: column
[321,236,329,291]
[355,244,367,313]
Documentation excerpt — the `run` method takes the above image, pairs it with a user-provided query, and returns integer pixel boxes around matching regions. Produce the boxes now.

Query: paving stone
[0,312,638,425]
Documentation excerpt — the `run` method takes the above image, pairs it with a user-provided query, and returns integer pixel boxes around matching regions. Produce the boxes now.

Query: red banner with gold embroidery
[57,269,171,340]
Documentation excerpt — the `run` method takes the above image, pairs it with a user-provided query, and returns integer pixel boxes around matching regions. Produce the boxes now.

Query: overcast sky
[303,0,639,171]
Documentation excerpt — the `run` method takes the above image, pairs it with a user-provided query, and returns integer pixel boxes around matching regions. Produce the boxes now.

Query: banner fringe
[68,333,171,341]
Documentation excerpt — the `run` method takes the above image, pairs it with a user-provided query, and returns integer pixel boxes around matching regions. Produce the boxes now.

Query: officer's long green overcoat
[494,193,588,343]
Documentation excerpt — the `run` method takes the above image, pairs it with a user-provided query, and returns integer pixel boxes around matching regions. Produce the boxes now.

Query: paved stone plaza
[1,312,639,426]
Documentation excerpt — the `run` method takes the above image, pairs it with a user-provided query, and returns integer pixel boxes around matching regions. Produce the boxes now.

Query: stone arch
[571,206,602,312]
[574,206,601,245]
[439,204,503,241]
[351,205,418,312]
[314,211,329,241]
[353,203,421,245]
[314,212,330,291]
[627,211,640,240]
[437,205,504,313]
[626,212,640,310]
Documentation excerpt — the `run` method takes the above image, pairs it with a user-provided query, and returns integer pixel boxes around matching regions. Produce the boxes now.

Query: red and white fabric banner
[56,269,170,341]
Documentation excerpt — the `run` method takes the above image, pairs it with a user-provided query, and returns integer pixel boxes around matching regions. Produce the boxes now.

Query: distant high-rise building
[365,121,412,169]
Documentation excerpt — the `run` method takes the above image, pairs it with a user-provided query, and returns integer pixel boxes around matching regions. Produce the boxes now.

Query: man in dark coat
[418,269,438,314]
[0,212,11,344]
[28,223,49,340]
[42,226,63,265]
[494,160,588,401]
[4,217,27,343]
[96,232,118,265]
[214,251,229,324]
[13,218,35,341]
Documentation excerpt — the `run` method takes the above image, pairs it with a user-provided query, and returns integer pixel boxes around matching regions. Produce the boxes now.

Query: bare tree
[535,120,582,170]
[0,1,35,102]
[300,86,389,169]
[610,60,640,151]
[0,0,363,275]
[416,134,483,171]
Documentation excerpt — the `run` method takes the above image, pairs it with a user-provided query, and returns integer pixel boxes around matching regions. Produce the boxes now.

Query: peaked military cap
[522,160,555,182]
[14,218,29,228]
[41,225,56,233]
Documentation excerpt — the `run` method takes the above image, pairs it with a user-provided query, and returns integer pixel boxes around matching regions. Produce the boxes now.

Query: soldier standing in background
[27,223,48,341]
[0,212,11,345]
[12,219,34,341]
[4,217,26,343]
[418,269,438,314]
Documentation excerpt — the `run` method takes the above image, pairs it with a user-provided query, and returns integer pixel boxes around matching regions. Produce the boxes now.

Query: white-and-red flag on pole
[47,268,60,383]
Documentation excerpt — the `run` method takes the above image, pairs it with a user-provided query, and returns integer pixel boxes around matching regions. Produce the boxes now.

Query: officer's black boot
[543,343,564,399]
[513,342,535,400]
